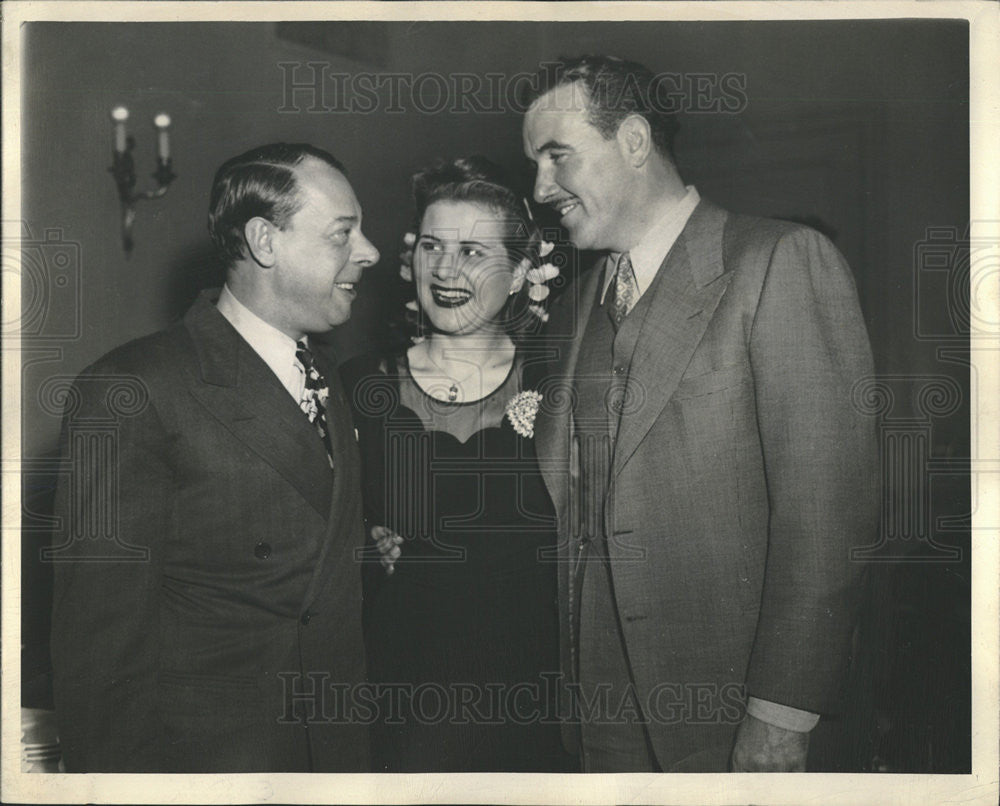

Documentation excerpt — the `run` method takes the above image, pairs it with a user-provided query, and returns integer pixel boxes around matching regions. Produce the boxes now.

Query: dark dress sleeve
[338,353,395,627]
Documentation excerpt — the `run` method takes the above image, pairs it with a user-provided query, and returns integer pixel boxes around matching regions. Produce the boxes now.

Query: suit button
[254,541,272,560]
[300,611,313,625]
[613,365,626,376]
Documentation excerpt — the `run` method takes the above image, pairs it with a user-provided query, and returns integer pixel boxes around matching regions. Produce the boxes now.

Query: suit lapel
[300,347,362,608]
[612,201,733,476]
[184,292,334,520]
[535,264,605,523]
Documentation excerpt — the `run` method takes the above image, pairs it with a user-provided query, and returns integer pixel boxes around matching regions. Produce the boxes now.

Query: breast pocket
[672,364,750,401]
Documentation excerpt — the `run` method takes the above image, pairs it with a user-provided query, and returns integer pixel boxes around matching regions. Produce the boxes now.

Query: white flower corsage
[505,390,543,438]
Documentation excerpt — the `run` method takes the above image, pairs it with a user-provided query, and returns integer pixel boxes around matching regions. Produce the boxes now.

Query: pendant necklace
[423,350,482,402]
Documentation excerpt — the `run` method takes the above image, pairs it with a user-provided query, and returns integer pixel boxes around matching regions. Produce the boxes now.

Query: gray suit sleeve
[744,227,878,713]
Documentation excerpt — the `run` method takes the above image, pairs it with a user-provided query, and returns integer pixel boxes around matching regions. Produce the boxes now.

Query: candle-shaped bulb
[111,106,129,153]
[154,112,171,161]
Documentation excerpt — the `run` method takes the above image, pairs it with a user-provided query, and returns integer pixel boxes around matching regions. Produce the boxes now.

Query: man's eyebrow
[325,215,358,231]
[537,140,570,153]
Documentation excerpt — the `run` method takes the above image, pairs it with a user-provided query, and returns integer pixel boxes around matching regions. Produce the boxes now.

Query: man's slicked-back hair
[207,142,346,267]
[524,55,680,162]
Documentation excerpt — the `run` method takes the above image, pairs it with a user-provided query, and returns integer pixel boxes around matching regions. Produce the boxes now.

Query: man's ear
[618,114,652,168]
[509,256,530,295]
[243,217,278,268]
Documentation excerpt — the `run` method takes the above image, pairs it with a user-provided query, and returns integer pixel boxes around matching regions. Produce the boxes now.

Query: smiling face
[414,200,521,337]
[268,157,380,336]
[523,81,637,252]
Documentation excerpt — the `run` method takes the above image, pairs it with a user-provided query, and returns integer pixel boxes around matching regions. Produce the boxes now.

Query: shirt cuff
[745,697,820,732]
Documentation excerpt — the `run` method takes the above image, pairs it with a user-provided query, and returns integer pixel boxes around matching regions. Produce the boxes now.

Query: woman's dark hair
[207,142,345,268]
[402,156,545,344]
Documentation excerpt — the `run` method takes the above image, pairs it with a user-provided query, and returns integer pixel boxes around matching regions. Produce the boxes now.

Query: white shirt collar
[216,284,306,401]
[600,185,701,304]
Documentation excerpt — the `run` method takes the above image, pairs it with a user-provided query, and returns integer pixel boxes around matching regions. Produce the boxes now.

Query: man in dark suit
[523,57,878,772]
[50,143,380,772]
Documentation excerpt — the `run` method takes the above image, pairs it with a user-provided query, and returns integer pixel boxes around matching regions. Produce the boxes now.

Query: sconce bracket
[108,137,176,254]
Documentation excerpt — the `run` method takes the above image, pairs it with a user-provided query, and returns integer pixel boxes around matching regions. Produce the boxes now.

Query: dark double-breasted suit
[51,290,368,772]
[535,199,879,770]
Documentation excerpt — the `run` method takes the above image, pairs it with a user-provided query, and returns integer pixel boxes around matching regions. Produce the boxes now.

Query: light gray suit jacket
[535,199,878,771]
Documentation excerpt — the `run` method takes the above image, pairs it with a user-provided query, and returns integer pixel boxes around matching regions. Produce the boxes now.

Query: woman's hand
[371,525,403,575]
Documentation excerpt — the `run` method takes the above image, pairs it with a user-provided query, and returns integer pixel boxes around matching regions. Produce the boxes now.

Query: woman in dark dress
[341,157,571,773]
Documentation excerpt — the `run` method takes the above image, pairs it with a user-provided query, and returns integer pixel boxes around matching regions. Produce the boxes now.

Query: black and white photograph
[2,2,997,804]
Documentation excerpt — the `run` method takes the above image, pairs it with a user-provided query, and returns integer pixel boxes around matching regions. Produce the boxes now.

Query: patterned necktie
[607,252,638,331]
[296,340,334,468]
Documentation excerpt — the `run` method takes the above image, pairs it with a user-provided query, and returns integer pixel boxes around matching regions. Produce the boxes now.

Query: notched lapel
[613,204,732,475]
[535,265,604,520]
[184,294,333,520]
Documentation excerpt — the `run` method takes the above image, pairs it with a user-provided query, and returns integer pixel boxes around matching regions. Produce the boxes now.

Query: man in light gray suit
[523,56,878,772]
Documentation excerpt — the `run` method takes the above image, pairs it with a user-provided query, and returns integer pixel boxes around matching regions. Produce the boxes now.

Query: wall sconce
[108,106,176,254]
